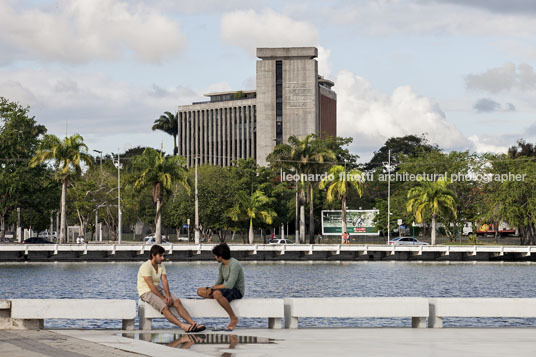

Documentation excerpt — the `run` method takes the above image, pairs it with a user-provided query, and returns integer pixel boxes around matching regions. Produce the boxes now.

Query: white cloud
[220,9,318,55]
[336,70,469,155]
[467,135,508,154]
[0,0,185,64]
[0,68,210,154]
[317,46,332,79]
[466,63,536,93]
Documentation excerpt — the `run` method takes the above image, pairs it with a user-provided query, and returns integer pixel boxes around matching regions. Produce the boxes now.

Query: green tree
[152,112,179,155]
[228,190,277,244]
[267,134,335,243]
[319,165,364,243]
[133,148,189,243]
[0,97,51,238]
[30,134,92,243]
[406,179,457,245]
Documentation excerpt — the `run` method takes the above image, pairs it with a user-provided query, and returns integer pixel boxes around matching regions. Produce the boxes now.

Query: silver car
[388,237,429,245]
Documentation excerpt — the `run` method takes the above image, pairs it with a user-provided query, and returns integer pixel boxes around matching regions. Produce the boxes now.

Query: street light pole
[194,154,200,245]
[387,149,391,244]
[113,151,122,244]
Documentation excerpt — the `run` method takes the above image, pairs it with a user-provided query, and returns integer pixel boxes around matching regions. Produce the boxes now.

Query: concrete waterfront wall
[0,244,535,262]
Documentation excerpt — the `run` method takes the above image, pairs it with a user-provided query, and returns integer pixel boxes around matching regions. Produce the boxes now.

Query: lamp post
[113,151,122,244]
[93,149,103,174]
[384,149,392,244]
[194,154,200,245]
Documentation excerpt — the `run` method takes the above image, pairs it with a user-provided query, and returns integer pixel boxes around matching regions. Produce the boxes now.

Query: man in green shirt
[138,244,205,332]
[197,243,244,331]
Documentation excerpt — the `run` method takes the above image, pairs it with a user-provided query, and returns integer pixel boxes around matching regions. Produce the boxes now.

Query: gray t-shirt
[215,257,245,296]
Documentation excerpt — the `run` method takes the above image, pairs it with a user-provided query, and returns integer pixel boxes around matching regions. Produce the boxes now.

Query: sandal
[185,324,197,333]
[193,323,206,332]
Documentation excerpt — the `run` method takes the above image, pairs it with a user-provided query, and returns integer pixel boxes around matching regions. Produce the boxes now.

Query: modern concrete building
[177,47,336,167]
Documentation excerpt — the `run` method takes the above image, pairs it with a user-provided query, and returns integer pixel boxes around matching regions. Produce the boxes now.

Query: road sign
[183,224,189,229]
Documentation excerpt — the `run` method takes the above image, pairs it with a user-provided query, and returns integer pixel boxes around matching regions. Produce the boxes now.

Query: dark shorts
[216,288,243,302]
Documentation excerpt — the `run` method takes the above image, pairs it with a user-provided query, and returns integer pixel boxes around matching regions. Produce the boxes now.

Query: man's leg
[161,306,193,331]
[212,290,238,330]
[172,298,195,325]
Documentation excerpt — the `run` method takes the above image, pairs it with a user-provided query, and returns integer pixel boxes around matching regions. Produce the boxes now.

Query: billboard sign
[321,210,379,235]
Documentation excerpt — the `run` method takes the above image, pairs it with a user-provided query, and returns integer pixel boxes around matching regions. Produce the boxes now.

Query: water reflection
[131,332,273,356]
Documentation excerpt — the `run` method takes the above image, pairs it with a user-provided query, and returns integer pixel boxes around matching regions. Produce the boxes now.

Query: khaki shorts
[140,286,178,313]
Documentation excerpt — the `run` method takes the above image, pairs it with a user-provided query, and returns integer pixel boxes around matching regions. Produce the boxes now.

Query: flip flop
[224,327,234,332]
[193,323,206,332]
[185,324,197,333]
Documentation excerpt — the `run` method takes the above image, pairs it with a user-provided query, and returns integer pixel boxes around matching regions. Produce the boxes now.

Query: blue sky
[1,0,536,161]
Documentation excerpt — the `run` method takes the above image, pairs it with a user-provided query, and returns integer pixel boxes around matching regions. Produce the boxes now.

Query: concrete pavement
[2,328,536,356]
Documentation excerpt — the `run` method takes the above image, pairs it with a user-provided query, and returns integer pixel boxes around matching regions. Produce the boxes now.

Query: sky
[1,0,536,162]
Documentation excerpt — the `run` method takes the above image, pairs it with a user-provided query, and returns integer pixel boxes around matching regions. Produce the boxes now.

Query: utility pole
[387,149,391,244]
[93,149,103,174]
[194,155,200,245]
[114,151,122,244]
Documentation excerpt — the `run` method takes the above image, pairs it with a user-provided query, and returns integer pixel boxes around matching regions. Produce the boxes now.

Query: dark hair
[212,243,231,260]
[150,244,165,258]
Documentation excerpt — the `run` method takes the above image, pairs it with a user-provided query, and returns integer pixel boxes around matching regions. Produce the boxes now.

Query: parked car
[388,237,429,245]
[176,236,189,242]
[143,236,169,245]
[269,239,294,244]
[22,237,54,244]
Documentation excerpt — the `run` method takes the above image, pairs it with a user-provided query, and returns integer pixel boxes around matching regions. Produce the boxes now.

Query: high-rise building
[177,47,336,167]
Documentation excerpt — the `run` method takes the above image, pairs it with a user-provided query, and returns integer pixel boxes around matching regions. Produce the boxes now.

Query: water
[1,261,536,328]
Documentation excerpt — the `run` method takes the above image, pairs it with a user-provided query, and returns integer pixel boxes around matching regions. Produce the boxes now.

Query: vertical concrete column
[194,111,198,164]
[186,112,191,166]
[209,109,213,165]
[223,108,228,167]
[241,106,246,159]
[229,107,234,164]
[201,110,205,164]
[245,106,250,158]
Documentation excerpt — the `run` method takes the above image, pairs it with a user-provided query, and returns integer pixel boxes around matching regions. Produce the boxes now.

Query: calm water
[1,261,536,328]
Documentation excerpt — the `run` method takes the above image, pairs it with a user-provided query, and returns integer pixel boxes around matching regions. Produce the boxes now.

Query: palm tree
[319,165,364,244]
[134,148,189,243]
[228,190,277,244]
[152,111,179,155]
[267,134,335,243]
[30,134,92,243]
[406,179,457,245]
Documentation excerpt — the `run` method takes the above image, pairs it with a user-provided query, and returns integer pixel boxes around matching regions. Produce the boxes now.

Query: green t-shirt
[215,257,245,296]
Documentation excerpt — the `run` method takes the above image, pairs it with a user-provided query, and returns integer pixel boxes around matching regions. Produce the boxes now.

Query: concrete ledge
[2,299,136,330]
[284,297,429,329]
[428,298,536,328]
[138,298,284,330]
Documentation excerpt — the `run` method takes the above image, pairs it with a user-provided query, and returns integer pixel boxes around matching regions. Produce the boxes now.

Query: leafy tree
[0,97,52,238]
[228,190,277,244]
[133,148,189,243]
[406,179,457,245]
[152,112,178,155]
[30,134,92,243]
[319,165,364,243]
[267,134,335,243]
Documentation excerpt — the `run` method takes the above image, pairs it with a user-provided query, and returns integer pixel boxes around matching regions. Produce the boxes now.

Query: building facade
[177,47,336,167]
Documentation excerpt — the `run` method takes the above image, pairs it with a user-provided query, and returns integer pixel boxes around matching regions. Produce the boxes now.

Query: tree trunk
[308,183,315,244]
[431,215,437,245]
[341,194,347,244]
[173,134,178,156]
[59,179,67,244]
[0,215,5,239]
[249,219,254,244]
[155,197,162,244]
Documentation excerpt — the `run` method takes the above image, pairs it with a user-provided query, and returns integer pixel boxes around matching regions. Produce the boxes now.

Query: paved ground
[2,328,536,357]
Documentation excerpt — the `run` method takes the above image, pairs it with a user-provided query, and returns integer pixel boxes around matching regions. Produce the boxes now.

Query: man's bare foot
[226,317,238,330]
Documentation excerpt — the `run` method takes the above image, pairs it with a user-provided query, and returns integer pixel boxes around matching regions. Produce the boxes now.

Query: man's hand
[165,295,172,306]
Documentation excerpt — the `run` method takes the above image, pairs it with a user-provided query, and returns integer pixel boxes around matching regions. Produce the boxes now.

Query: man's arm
[212,265,225,289]
[161,274,173,306]
[222,263,239,289]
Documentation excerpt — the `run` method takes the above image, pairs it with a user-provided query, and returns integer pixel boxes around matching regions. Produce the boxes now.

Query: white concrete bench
[0,299,136,330]
[138,298,284,330]
[284,297,429,328]
[428,298,536,328]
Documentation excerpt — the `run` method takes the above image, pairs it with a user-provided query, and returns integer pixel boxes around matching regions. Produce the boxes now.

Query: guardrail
[0,243,534,261]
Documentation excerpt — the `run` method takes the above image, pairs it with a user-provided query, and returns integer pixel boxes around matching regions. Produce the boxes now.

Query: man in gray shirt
[197,243,244,331]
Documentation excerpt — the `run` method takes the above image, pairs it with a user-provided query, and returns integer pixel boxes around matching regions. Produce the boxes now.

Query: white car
[143,235,168,245]
[269,239,294,244]
[388,237,429,245]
